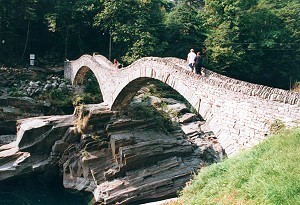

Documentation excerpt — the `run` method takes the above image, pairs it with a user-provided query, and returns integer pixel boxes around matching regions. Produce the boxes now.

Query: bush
[72,95,85,107]
[269,119,285,135]
[72,93,102,107]
[48,89,72,108]
[129,104,177,134]
[292,81,300,92]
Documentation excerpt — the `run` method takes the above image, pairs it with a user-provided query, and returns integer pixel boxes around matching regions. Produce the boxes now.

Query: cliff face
[61,97,224,204]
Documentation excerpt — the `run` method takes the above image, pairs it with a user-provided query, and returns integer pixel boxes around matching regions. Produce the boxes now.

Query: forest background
[0,0,299,90]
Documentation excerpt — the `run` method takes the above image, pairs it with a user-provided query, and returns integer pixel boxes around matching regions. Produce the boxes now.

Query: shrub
[72,94,85,107]
[128,104,177,134]
[292,81,300,92]
[72,93,102,107]
[269,119,285,135]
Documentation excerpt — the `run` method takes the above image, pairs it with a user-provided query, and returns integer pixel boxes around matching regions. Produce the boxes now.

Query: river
[0,173,93,205]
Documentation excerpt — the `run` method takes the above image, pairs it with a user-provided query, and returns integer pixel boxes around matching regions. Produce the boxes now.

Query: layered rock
[0,100,224,204]
[0,96,45,135]
[0,115,74,181]
[61,102,224,204]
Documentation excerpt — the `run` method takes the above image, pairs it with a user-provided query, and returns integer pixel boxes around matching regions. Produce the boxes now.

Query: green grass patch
[173,128,300,205]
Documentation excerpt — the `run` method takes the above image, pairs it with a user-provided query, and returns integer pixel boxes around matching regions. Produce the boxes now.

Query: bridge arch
[110,60,194,111]
[73,66,92,85]
[65,54,300,156]
[73,65,103,97]
[112,77,156,110]
[65,55,118,104]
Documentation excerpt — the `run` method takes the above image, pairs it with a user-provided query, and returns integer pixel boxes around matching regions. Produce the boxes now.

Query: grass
[170,128,300,205]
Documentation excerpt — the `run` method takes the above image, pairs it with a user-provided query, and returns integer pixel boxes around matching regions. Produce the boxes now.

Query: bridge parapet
[64,54,299,156]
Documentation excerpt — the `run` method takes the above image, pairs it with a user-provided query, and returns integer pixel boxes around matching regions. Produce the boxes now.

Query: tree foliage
[0,0,299,89]
[163,0,206,58]
[44,0,102,60]
[202,0,300,88]
[94,0,166,64]
[0,0,39,65]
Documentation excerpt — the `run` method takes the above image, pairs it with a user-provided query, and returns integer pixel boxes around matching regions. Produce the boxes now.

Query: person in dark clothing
[194,52,202,74]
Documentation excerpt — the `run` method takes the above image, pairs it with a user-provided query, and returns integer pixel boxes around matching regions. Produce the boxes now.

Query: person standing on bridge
[114,58,123,69]
[187,49,196,72]
[113,59,118,69]
[194,52,203,75]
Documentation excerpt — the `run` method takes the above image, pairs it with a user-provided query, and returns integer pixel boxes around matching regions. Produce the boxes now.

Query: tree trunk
[21,20,30,61]
[64,26,69,60]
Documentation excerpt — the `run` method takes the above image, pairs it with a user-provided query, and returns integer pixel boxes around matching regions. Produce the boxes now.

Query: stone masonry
[65,54,300,156]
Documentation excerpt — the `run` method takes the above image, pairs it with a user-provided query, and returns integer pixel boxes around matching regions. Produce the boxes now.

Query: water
[0,174,93,205]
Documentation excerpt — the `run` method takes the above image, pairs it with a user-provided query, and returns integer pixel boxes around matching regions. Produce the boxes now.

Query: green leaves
[163,1,206,58]
[1,0,299,90]
[202,0,300,89]
[94,0,166,64]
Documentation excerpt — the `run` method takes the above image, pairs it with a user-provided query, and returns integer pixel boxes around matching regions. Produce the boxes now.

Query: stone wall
[66,55,300,156]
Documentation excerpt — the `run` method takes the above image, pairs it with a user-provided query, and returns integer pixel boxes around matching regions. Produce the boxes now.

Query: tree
[0,0,39,65]
[202,0,300,89]
[44,0,103,61]
[94,0,167,64]
[163,0,206,59]
[259,0,300,88]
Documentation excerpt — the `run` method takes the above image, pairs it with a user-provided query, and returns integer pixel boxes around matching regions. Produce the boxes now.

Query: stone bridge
[64,54,300,156]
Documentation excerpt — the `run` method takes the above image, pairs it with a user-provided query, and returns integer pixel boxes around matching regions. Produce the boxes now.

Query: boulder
[166,103,189,115]
[0,114,75,181]
[148,96,162,106]
[16,115,74,154]
[181,121,203,137]
[0,142,31,181]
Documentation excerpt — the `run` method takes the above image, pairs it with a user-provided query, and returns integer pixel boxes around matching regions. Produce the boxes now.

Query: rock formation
[0,72,225,204]
[0,66,73,136]
[0,114,73,181]
[61,98,224,204]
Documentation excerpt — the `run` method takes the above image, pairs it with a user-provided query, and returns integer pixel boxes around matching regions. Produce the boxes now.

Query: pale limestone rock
[161,98,181,105]
[178,113,197,123]
[16,115,73,153]
[0,115,74,181]
[166,103,189,115]
[148,96,162,106]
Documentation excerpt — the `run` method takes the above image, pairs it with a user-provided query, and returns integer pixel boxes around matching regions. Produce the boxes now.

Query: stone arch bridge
[64,54,300,156]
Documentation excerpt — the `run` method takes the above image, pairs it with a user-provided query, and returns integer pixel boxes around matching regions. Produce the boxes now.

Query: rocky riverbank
[0,67,225,204]
[0,66,74,137]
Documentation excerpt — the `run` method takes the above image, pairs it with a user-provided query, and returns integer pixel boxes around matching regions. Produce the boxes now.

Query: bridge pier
[64,61,72,83]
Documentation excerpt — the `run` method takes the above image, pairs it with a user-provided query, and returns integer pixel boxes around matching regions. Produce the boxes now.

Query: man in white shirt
[187,48,196,72]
